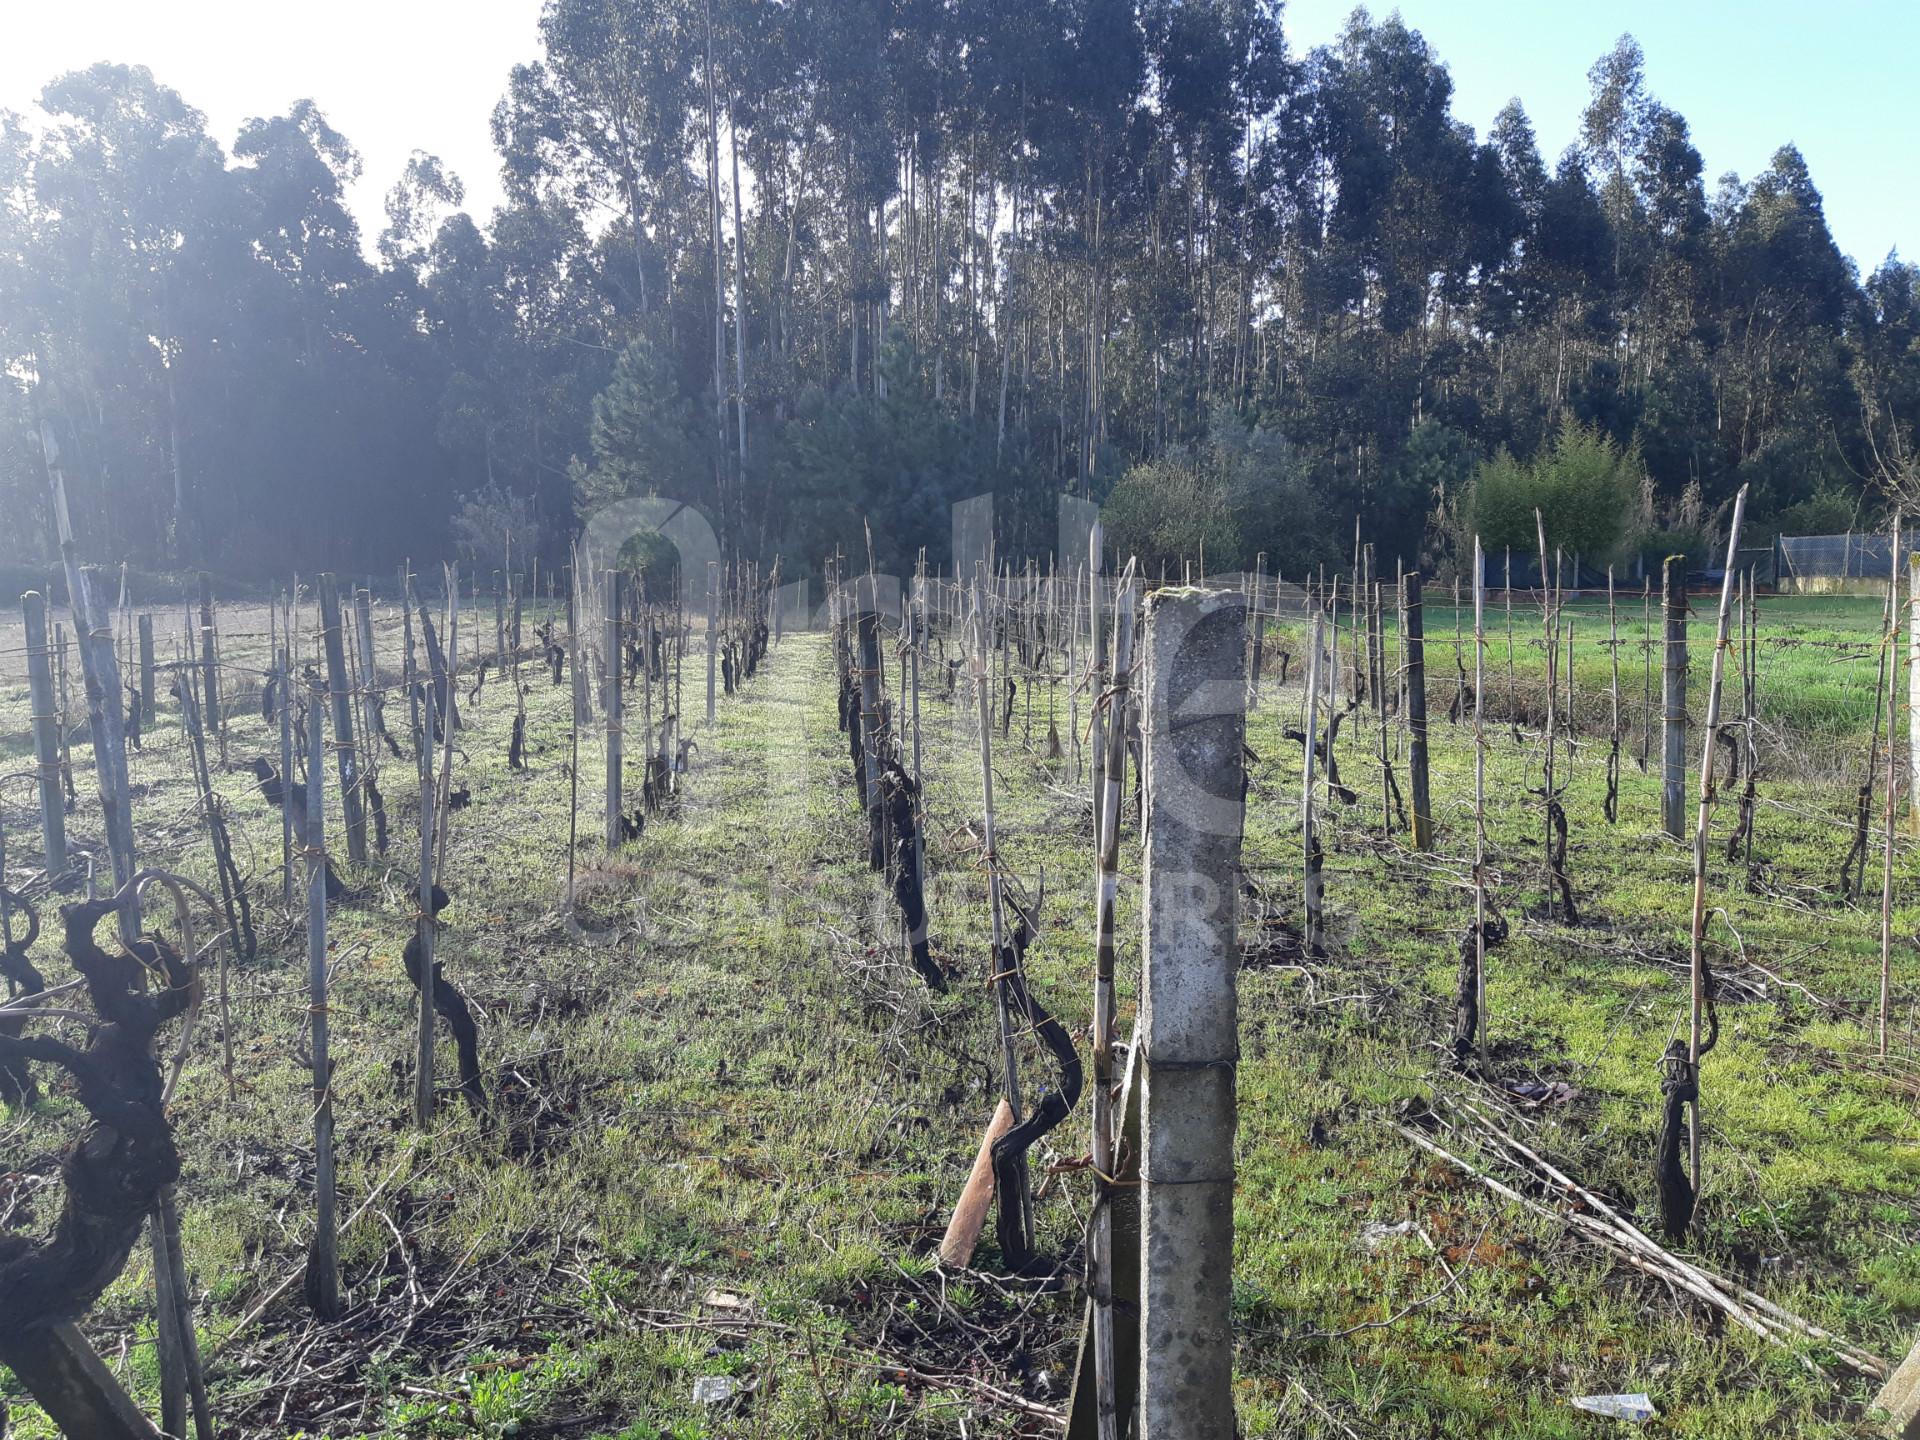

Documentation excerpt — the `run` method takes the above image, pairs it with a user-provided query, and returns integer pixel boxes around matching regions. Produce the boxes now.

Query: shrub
[1100,453,1243,580]
[1451,418,1641,563]
[451,483,543,577]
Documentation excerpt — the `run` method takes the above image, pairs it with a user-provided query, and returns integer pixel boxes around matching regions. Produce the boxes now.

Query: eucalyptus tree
[28,65,231,562]
[495,0,700,320]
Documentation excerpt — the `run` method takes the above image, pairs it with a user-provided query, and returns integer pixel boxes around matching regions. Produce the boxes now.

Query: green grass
[1263,588,1897,779]
[0,590,1915,1436]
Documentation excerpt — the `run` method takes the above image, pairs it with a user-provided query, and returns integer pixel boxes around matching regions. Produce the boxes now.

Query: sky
[0,0,1912,273]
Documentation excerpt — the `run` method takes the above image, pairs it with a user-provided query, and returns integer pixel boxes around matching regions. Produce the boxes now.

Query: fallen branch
[1391,1110,1886,1379]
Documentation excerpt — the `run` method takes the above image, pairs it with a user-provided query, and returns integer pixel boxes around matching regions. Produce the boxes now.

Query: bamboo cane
[606,569,624,848]
[1089,562,1136,1440]
[1687,484,1750,1191]
[1535,511,1556,919]
[971,573,1027,1255]
[1882,518,1902,1057]
[1473,539,1488,1062]
[1303,608,1325,951]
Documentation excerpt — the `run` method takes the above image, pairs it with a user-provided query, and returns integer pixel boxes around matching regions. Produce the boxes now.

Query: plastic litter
[1505,1080,1579,1107]
[1569,1392,1657,1423]
[1360,1220,1419,1250]
[693,1376,741,1406]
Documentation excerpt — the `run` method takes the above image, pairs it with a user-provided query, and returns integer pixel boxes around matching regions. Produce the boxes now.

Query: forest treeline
[1,4,1916,582]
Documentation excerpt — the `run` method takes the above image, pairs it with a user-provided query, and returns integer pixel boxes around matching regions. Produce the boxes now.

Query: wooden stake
[1606,566,1621,823]
[22,591,65,873]
[434,570,460,879]
[1883,518,1903,1057]
[0,1322,163,1440]
[1405,574,1431,852]
[1663,557,1689,840]
[1302,609,1325,949]
[857,579,887,871]
[304,678,340,1316]
[43,427,138,933]
[403,567,437,1128]
[278,626,296,907]
[318,575,367,865]
[1642,576,1654,771]
[138,611,155,723]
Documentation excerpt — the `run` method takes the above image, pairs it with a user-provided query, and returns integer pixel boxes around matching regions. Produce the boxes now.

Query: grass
[1265,587,1899,780]
[0,587,1914,1436]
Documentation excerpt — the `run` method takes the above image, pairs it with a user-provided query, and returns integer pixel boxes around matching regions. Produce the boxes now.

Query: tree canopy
[0,10,1912,582]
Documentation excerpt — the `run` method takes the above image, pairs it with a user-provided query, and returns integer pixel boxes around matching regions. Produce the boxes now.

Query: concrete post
[1139,586,1245,1438]
[1662,557,1688,840]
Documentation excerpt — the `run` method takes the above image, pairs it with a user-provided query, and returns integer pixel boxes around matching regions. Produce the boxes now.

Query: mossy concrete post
[1662,557,1688,840]
[23,592,65,873]
[1404,572,1432,851]
[1139,586,1245,1438]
